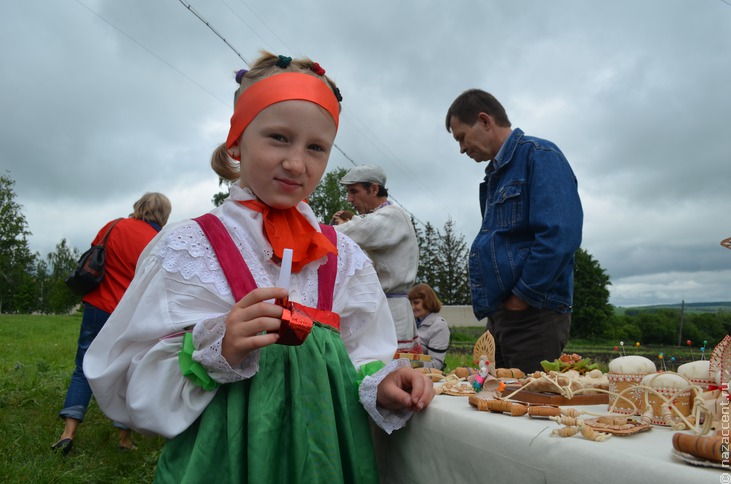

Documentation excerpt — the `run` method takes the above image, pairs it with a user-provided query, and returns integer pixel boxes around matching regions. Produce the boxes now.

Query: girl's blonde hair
[211,51,342,182]
[130,192,172,227]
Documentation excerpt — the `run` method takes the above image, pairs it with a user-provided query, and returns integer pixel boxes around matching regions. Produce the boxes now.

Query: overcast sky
[3,0,730,307]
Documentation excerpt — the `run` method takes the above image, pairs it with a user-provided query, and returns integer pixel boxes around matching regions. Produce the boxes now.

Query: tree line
[2,171,728,348]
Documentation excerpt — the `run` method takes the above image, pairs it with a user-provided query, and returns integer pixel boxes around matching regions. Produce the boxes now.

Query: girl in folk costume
[84,52,434,483]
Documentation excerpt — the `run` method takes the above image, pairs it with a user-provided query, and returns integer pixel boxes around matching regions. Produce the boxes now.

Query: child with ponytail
[84,51,434,483]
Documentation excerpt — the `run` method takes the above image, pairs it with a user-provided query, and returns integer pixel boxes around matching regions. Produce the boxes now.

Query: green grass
[0,314,164,483]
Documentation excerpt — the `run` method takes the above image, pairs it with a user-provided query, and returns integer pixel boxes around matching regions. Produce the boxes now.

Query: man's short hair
[445,89,511,132]
[360,182,388,198]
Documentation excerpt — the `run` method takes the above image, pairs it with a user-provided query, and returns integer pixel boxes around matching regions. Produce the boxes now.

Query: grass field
[0,314,706,482]
[0,314,165,483]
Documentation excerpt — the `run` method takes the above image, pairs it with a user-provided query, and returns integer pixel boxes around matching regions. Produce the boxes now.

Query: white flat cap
[339,165,387,186]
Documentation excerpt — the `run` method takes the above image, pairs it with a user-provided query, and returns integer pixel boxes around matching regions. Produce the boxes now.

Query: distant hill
[615,301,731,315]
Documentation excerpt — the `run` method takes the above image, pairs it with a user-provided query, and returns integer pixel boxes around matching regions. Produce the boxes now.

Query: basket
[678,360,713,391]
[607,373,649,415]
[684,377,713,392]
[641,385,695,426]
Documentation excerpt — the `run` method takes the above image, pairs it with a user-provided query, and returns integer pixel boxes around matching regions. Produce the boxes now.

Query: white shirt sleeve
[334,205,412,252]
[84,242,226,438]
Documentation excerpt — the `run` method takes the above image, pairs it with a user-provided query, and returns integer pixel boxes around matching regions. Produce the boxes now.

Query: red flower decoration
[310,63,326,76]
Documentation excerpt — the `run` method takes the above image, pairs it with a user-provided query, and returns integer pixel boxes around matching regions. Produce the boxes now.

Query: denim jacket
[469,128,583,319]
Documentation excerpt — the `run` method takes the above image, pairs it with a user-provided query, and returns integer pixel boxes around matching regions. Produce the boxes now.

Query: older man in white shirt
[333,165,420,353]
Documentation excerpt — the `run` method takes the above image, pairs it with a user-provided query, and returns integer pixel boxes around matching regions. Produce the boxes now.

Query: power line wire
[74,0,228,107]
[231,0,290,54]
[177,2,360,170]
[178,0,250,66]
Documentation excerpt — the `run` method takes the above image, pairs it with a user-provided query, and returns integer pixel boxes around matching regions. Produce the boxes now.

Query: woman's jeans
[59,303,128,430]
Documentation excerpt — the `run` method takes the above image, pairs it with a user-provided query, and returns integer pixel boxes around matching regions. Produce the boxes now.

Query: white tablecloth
[380,393,726,484]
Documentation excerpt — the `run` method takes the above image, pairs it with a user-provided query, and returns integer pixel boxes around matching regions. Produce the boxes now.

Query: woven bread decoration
[709,335,731,387]
[473,330,495,366]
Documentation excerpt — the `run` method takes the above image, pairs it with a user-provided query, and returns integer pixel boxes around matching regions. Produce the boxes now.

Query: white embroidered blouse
[84,185,411,439]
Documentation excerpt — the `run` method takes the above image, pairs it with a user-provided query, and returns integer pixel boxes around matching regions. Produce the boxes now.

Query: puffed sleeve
[332,234,414,432]
[84,224,235,438]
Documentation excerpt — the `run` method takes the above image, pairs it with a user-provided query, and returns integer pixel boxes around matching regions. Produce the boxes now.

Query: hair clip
[276,55,292,68]
[235,69,248,84]
[333,87,343,102]
[310,62,326,76]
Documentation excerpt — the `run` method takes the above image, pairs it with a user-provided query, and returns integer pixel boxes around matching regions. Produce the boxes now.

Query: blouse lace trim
[154,218,372,381]
[359,358,413,433]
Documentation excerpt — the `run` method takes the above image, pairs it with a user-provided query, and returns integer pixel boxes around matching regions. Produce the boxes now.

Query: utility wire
[228,0,286,53]
[178,0,250,67]
[75,0,228,107]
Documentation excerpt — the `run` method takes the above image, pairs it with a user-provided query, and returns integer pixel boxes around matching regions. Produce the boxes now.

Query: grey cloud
[2,0,730,308]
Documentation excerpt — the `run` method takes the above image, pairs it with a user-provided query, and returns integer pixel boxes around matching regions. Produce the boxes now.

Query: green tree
[635,310,677,345]
[307,167,352,224]
[35,257,50,313]
[435,218,470,305]
[45,238,81,314]
[12,270,39,314]
[414,219,470,305]
[571,247,613,339]
[0,172,37,313]
[687,313,727,346]
[610,315,643,342]
[213,179,233,207]
[613,309,729,347]
[415,221,441,292]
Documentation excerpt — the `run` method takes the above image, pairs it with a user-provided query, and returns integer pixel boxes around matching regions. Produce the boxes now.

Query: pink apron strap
[193,214,257,301]
[317,224,337,312]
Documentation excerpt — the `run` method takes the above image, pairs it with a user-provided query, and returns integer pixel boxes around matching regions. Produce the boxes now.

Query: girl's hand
[376,366,435,412]
[221,287,288,366]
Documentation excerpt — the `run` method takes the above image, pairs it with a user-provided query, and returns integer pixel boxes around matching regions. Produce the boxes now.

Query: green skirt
[154,324,379,484]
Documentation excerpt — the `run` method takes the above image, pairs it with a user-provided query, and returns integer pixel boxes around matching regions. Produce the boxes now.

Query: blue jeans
[59,303,127,429]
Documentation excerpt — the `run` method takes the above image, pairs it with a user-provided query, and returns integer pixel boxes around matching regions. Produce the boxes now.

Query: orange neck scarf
[239,200,337,273]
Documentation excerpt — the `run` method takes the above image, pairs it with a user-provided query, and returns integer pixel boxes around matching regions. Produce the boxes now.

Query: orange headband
[226,72,340,155]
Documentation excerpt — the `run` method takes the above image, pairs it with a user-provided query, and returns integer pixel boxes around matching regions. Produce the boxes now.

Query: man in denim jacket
[445,89,583,372]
